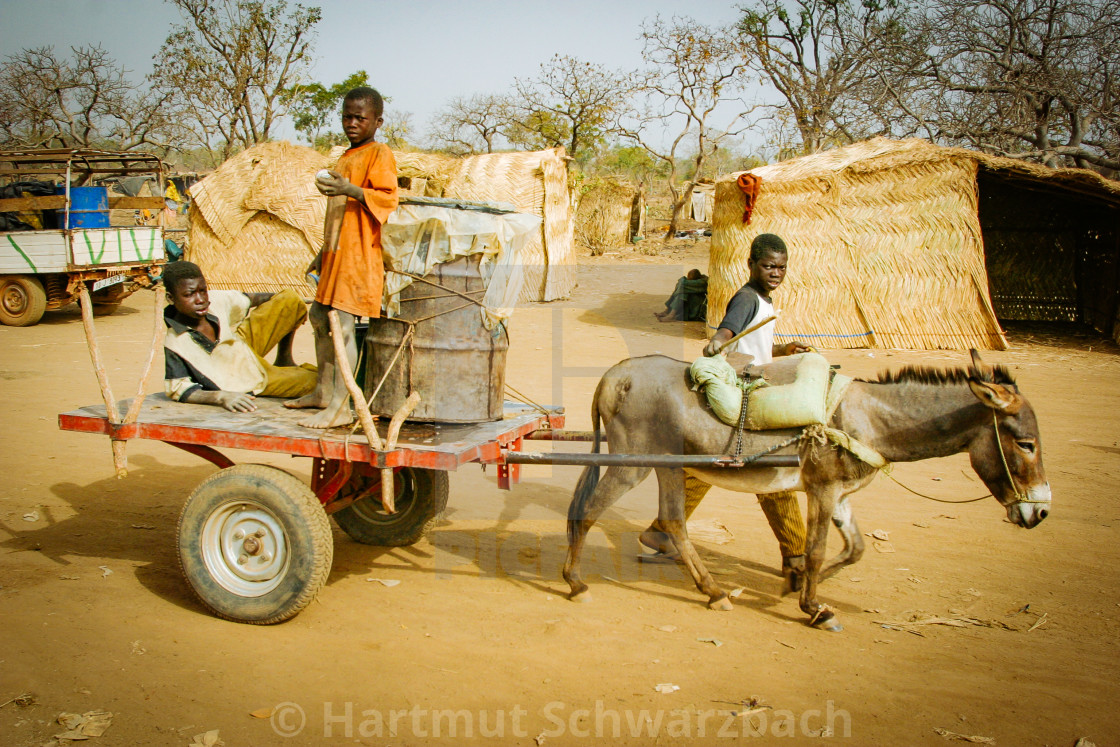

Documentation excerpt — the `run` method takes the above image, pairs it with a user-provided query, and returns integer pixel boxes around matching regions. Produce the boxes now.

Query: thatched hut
[574,177,645,253]
[186,143,576,303]
[710,137,1120,350]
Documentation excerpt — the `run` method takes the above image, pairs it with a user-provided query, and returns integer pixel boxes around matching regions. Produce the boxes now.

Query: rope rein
[856,410,1041,506]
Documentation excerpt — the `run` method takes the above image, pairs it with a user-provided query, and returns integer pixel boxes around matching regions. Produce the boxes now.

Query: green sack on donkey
[690,352,831,430]
[746,352,830,429]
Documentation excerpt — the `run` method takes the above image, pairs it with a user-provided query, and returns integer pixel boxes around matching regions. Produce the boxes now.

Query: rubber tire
[333,467,449,547]
[0,275,47,327]
[92,302,121,317]
[177,464,333,624]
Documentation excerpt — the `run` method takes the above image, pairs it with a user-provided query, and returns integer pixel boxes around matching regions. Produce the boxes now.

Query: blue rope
[774,331,875,340]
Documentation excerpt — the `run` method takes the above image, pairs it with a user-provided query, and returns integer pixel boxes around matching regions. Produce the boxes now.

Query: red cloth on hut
[736,173,762,224]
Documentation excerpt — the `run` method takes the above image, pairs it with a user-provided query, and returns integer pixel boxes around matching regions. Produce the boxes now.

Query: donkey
[563,351,1050,631]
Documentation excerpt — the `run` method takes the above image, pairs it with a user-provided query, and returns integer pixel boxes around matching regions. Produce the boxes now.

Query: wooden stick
[122,288,165,426]
[327,310,382,450]
[386,391,422,449]
[380,391,423,514]
[712,314,777,356]
[78,285,127,477]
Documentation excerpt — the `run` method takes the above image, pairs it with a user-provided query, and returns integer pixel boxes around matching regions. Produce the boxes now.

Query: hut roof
[710,137,1119,351]
[752,137,1120,204]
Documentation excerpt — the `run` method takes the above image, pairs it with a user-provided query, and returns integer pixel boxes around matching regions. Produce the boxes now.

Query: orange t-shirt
[316,141,399,318]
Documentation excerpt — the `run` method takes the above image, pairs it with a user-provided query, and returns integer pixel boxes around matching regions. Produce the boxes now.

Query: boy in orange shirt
[285,87,399,427]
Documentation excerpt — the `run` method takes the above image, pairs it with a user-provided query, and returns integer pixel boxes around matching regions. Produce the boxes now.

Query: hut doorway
[977,169,1120,341]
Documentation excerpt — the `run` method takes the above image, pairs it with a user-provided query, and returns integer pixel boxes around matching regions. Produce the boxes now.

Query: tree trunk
[663,181,696,242]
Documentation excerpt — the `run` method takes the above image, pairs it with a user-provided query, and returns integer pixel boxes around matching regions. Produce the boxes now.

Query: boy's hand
[777,341,811,356]
[703,328,734,357]
[306,251,322,276]
[315,170,356,198]
[216,391,257,413]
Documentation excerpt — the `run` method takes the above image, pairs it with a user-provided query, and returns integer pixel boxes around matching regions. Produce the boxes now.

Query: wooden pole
[78,285,127,477]
[328,310,415,515]
[327,309,382,449]
[122,288,165,426]
[380,391,422,514]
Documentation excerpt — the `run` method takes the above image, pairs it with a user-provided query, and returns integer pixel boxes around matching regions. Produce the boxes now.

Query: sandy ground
[2,238,1120,746]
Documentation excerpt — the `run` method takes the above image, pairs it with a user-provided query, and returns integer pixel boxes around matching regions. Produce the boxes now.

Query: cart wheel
[0,275,47,327]
[177,464,332,624]
[333,467,449,547]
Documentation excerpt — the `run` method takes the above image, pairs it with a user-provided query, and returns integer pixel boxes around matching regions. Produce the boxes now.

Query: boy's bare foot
[657,312,681,323]
[298,405,355,429]
[284,392,327,409]
[639,524,680,559]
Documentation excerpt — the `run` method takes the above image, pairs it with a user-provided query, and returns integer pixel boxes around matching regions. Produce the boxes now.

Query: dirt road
[2,244,1119,746]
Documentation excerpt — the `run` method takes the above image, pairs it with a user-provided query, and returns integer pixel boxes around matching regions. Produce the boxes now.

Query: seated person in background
[162,260,316,412]
[655,268,708,322]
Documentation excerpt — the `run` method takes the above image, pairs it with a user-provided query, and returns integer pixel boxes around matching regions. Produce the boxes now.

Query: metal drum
[363,254,508,423]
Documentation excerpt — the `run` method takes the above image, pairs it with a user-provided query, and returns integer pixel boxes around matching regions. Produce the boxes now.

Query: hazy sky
[0,0,752,145]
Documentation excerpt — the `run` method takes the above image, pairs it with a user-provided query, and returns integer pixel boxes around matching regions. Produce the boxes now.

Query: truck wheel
[0,275,47,326]
[92,302,121,316]
[333,467,449,547]
[178,464,332,624]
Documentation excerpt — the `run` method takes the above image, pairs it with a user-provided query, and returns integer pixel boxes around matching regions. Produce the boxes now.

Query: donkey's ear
[968,349,989,378]
[968,379,1021,414]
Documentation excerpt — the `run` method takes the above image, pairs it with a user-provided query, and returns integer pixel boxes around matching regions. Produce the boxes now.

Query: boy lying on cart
[162,260,316,413]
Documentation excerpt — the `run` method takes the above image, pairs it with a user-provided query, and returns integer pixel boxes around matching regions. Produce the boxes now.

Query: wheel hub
[201,501,290,597]
[3,284,27,315]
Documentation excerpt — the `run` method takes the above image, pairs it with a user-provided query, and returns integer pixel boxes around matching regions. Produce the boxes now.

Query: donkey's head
[966,350,1050,528]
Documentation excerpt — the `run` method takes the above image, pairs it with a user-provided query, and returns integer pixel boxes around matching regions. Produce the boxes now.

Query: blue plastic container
[57,186,110,228]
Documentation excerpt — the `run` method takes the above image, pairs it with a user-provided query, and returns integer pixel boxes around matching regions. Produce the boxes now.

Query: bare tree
[895,0,1120,171]
[382,111,414,150]
[427,94,512,154]
[619,17,757,240]
[736,0,906,155]
[153,0,321,162]
[510,55,634,163]
[0,45,176,151]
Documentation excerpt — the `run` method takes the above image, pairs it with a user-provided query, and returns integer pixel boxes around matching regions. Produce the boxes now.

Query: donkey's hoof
[570,590,592,604]
[809,608,843,632]
[708,596,733,611]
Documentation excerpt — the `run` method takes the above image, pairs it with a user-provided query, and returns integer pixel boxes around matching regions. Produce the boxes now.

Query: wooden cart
[59,394,562,624]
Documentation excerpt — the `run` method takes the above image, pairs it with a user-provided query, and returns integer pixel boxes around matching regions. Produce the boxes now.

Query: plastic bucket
[58,186,110,228]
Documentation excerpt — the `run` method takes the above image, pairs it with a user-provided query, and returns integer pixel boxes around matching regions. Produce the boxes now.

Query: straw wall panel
[185,210,227,278]
[188,146,273,244]
[575,179,635,251]
[440,148,575,302]
[195,213,316,296]
[539,153,577,301]
[243,146,329,250]
[711,149,1007,350]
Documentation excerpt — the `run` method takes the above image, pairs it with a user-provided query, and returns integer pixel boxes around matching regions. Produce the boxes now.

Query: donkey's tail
[567,387,603,541]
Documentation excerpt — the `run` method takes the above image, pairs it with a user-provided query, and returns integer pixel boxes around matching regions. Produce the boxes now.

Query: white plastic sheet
[381,201,541,329]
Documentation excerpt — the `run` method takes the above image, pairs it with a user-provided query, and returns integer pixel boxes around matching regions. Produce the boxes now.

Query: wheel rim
[200,499,290,597]
[347,469,418,525]
[2,283,28,316]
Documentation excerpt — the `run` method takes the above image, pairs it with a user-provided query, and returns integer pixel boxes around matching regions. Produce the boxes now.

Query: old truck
[0,148,167,326]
